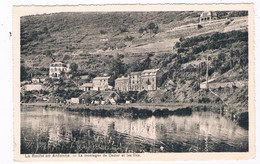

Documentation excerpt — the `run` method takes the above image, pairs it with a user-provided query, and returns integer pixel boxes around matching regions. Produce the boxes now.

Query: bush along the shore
[236,112,248,130]
[65,106,192,118]
[65,105,248,129]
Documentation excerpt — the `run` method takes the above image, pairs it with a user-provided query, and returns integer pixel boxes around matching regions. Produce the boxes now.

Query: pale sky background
[0,0,259,164]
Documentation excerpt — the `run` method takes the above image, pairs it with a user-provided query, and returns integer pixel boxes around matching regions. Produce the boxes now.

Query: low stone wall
[200,81,247,89]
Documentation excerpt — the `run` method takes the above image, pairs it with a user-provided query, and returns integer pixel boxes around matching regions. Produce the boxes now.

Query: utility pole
[198,62,201,97]
[198,63,201,87]
[206,54,209,89]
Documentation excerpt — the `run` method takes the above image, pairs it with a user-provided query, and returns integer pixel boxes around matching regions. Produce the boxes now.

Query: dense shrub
[119,26,128,33]
[177,48,188,54]
[124,36,134,41]
[198,97,211,103]
[197,24,203,29]
[138,27,145,33]
[175,42,180,48]
[220,64,231,74]
[137,90,148,102]
[175,31,248,53]
[100,30,107,34]
[215,97,222,103]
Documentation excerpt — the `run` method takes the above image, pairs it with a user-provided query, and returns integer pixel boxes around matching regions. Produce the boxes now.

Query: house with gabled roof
[49,61,70,79]
[200,11,218,23]
[92,76,113,91]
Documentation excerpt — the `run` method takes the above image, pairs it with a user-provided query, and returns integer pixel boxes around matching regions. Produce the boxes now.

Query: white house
[49,61,70,79]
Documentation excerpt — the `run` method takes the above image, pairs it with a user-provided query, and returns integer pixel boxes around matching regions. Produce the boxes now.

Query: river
[21,108,248,153]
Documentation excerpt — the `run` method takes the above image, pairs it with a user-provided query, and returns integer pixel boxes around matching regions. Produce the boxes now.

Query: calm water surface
[21,108,248,153]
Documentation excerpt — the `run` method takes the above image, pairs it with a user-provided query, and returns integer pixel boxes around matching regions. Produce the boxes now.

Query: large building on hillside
[49,62,70,79]
[141,69,159,91]
[115,69,160,92]
[200,11,218,23]
[115,76,130,92]
[92,76,113,91]
[129,71,142,91]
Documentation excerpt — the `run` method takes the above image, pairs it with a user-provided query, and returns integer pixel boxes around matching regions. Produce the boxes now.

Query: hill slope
[20,11,249,107]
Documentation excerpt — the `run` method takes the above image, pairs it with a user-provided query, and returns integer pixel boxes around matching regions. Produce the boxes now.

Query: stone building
[115,76,130,92]
[129,71,142,91]
[92,76,113,91]
[79,83,93,91]
[49,62,70,79]
[23,84,44,91]
[200,11,218,23]
[141,69,159,91]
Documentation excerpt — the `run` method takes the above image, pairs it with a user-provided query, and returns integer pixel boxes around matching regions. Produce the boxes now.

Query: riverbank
[21,102,248,129]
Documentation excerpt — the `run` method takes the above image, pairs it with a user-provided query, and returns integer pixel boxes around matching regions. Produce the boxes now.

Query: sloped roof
[200,11,212,17]
[50,61,67,67]
[142,69,159,73]
[115,76,129,81]
[80,75,89,79]
[81,83,93,87]
[200,11,218,18]
[93,76,111,80]
[201,79,216,84]
[212,12,218,17]
[130,71,142,75]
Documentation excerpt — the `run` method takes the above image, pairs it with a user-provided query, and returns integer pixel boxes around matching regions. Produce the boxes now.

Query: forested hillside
[20,11,248,107]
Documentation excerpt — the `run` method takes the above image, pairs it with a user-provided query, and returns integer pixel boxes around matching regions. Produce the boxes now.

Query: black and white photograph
[13,4,255,161]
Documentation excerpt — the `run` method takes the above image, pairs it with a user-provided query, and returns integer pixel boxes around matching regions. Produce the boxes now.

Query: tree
[108,56,126,79]
[138,27,145,33]
[142,56,151,70]
[147,22,159,38]
[100,30,107,34]
[70,62,78,72]
[43,26,48,34]
[29,30,38,41]
[20,65,27,81]
[43,50,55,62]
[119,25,128,33]
[175,42,180,48]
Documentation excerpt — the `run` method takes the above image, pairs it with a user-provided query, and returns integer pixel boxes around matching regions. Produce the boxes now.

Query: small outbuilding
[200,11,218,23]
[70,97,80,104]
[24,84,44,91]
[125,100,132,104]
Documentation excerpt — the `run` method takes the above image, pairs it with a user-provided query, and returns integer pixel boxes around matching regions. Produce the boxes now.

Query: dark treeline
[66,106,193,118]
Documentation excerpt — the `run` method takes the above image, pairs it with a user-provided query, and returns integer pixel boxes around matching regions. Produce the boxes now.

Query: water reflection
[21,108,248,153]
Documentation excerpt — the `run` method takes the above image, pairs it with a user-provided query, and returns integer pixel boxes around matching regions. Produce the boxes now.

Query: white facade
[92,76,112,91]
[70,98,79,104]
[24,84,44,91]
[49,62,70,79]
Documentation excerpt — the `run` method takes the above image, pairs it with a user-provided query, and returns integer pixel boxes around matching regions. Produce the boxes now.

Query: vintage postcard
[13,4,255,161]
